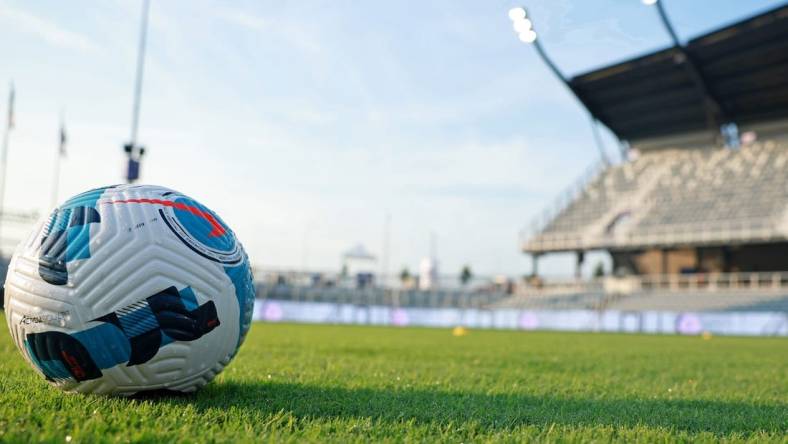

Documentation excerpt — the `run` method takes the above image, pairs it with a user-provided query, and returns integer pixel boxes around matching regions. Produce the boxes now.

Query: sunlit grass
[1,314,786,443]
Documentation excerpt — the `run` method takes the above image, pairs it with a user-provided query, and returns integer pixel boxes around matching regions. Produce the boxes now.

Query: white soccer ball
[3,185,255,395]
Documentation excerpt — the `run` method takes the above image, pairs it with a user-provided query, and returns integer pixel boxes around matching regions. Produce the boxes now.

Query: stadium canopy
[568,4,788,143]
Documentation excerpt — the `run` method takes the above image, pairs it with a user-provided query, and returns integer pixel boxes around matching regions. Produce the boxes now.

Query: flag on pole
[7,83,14,130]
[59,120,67,157]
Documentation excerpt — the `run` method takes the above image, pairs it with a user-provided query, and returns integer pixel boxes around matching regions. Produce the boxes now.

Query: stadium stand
[492,271,788,312]
[250,6,788,319]
[256,276,514,309]
[522,4,788,278]
[257,273,788,312]
[605,291,788,312]
[524,138,788,257]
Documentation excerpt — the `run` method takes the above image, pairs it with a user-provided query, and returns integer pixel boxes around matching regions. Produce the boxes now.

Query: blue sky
[0,0,783,277]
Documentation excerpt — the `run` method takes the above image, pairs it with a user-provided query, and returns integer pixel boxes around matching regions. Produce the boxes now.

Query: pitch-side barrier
[252,299,788,337]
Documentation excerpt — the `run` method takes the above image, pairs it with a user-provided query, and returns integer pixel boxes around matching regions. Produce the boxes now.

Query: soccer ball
[3,185,255,395]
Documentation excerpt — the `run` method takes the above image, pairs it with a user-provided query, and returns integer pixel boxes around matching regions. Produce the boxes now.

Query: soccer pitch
[1,315,786,443]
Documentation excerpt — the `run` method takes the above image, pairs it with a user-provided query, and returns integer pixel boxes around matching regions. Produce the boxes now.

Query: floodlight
[519,30,537,43]
[642,0,658,5]
[508,7,527,21]
[513,18,533,33]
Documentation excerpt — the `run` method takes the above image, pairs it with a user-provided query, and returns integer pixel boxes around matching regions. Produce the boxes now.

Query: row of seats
[533,139,788,244]
[541,155,660,234]
[489,292,608,310]
[604,290,788,312]
[257,285,512,308]
[640,141,787,229]
[256,283,788,312]
[490,289,788,312]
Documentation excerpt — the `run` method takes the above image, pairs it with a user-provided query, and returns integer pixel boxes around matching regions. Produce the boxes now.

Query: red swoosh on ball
[104,198,227,237]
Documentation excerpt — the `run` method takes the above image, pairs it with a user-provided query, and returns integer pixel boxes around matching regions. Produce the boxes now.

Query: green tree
[399,267,411,285]
[460,265,473,287]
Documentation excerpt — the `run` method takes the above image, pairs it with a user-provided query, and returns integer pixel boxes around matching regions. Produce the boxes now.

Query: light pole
[508,8,562,84]
[508,7,610,164]
[641,0,727,138]
[125,0,151,183]
[0,83,13,252]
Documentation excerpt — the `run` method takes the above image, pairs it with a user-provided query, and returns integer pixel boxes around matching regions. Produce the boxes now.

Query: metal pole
[589,116,610,165]
[125,0,151,184]
[531,39,568,86]
[652,0,726,133]
[130,0,150,148]
[532,37,595,123]
[655,1,681,46]
[0,83,13,253]
[51,112,64,208]
[532,38,610,164]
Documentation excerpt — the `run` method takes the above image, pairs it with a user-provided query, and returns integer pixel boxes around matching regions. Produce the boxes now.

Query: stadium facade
[522,5,788,277]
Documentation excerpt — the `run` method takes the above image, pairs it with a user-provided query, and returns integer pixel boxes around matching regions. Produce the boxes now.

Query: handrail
[633,271,788,293]
[254,271,788,311]
[519,271,788,294]
[520,159,607,246]
[524,218,785,252]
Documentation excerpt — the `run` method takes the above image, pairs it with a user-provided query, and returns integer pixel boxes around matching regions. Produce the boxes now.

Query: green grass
[1,314,786,443]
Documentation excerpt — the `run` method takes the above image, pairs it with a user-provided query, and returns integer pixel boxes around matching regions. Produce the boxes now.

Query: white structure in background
[419,231,440,291]
[342,244,377,288]
[419,257,439,291]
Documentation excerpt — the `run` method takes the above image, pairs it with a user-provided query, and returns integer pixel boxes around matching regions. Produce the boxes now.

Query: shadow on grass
[147,381,786,436]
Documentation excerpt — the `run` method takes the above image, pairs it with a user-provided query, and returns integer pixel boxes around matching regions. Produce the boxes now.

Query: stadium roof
[568,4,788,143]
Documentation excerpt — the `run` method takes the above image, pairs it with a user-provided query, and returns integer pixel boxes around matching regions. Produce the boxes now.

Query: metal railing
[634,271,788,293]
[519,159,607,249]
[252,267,513,292]
[523,218,787,253]
[255,272,788,312]
[255,284,512,309]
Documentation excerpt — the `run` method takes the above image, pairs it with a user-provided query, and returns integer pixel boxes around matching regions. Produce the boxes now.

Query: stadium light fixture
[508,7,561,82]
[519,30,537,43]
[508,7,527,21]
[507,5,612,165]
[642,0,658,5]
[513,18,533,34]
[508,6,537,43]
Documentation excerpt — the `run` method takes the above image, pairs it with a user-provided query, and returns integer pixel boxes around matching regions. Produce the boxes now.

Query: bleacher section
[639,142,786,230]
[257,284,513,309]
[259,282,788,313]
[604,290,788,312]
[539,154,661,236]
[524,139,788,252]
[491,270,788,312]
[489,291,608,310]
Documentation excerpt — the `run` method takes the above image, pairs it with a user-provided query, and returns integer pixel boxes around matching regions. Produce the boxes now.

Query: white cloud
[215,8,268,31]
[0,4,99,53]
[214,6,322,55]
[0,0,635,277]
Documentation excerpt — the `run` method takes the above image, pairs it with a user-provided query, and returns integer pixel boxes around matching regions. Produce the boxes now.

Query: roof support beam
[528,28,613,163]
[654,1,730,133]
